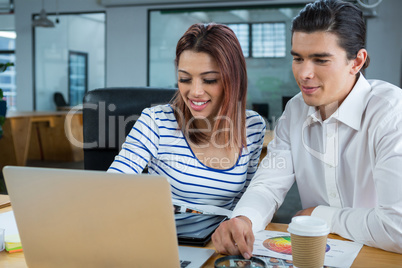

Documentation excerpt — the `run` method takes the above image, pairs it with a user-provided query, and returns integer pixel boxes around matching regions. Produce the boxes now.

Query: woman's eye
[179,78,191,83]
[204,79,217,84]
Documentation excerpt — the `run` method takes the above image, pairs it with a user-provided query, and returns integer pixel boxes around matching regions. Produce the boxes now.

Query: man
[212,0,402,258]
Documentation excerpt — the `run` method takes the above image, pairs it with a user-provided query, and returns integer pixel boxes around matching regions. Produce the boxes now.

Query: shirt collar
[307,73,371,130]
[307,105,321,123]
[336,73,371,130]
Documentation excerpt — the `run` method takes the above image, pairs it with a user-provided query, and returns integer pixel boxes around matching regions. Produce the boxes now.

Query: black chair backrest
[54,92,68,107]
[82,87,177,171]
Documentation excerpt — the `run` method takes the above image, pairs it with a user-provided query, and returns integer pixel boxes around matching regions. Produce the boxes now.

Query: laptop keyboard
[180,260,191,268]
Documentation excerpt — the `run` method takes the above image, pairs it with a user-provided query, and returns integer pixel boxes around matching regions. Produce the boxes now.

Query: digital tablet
[175,213,228,247]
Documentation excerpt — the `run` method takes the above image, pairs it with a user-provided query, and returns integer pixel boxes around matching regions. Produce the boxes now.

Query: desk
[1,205,401,267]
[202,224,402,268]
[0,111,83,169]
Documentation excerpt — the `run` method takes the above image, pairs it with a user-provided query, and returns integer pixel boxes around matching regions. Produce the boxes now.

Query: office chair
[282,96,293,112]
[252,102,271,127]
[54,92,69,109]
[252,103,269,119]
[82,87,177,171]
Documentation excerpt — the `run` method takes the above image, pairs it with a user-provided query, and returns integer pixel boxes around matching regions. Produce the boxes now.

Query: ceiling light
[32,0,55,28]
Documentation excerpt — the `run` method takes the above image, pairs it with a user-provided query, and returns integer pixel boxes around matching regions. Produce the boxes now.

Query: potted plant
[0,62,14,139]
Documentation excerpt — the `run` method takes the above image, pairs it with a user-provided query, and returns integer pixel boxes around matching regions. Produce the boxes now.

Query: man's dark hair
[291,0,370,69]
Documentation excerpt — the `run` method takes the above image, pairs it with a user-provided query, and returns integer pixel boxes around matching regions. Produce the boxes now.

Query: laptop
[3,166,215,268]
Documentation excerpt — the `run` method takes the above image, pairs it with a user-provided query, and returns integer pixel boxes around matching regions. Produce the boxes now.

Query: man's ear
[350,49,368,75]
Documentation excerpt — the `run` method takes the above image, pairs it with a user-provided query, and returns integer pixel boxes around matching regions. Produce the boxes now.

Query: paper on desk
[172,200,232,218]
[0,211,22,252]
[0,211,19,236]
[252,230,363,268]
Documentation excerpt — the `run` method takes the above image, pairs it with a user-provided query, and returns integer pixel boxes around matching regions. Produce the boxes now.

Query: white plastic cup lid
[287,216,330,237]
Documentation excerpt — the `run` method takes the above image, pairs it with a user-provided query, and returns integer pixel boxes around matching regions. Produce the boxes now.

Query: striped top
[108,104,266,210]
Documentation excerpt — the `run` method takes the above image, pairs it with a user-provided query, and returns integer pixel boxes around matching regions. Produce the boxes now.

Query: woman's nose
[191,80,205,96]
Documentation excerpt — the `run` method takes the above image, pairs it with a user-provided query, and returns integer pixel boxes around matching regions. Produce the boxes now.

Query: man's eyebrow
[310,52,333,58]
[290,50,300,57]
[290,50,334,58]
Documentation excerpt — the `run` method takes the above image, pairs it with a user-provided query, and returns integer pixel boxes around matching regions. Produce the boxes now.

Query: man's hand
[294,207,316,216]
[211,216,254,259]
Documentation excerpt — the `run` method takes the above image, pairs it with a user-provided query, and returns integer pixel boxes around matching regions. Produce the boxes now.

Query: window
[226,23,250,57]
[252,23,286,58]
[68,51,88,107]
[227,22,286,58]
[0,31,16,110]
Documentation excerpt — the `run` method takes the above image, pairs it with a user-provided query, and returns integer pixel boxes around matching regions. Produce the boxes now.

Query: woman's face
[177,50,224,124]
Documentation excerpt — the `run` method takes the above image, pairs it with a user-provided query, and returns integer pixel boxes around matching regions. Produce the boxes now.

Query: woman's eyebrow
[178,70,220,75]
[200,71,220,75]
[178,69,189,74]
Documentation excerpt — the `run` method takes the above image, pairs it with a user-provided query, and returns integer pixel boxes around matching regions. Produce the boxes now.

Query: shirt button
[330,193,337,198]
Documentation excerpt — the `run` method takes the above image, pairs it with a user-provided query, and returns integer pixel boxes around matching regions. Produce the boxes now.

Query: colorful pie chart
[263,236,330,255]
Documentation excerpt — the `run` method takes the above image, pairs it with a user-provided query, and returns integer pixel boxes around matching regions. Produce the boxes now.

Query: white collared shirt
[233,74,402,253]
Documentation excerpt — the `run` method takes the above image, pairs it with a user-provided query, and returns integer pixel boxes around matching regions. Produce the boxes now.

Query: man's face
[291,31,357,118]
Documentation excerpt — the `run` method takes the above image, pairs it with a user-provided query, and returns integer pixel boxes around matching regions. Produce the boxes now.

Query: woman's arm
[108,107,160,174]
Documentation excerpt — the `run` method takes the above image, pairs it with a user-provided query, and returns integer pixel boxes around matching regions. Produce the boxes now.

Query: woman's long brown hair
[173,23,247,150]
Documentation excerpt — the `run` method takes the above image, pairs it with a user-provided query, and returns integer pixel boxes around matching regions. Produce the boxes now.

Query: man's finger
[230,217,253,259]
[244,229,255,257]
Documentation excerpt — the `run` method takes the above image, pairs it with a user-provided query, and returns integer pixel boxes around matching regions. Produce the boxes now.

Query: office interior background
[0,0,401,123]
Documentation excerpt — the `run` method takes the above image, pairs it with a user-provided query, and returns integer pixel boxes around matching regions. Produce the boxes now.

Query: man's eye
[293,57,303,62]
[316,59,329,64]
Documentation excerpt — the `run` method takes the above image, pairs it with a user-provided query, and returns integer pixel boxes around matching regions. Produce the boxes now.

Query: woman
[108,23,266,210]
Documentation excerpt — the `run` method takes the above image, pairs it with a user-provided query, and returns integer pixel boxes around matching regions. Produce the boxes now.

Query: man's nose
[299,62,315,80]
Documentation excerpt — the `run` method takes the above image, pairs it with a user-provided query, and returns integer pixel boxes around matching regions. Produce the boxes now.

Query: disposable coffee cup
[287,216,330,268]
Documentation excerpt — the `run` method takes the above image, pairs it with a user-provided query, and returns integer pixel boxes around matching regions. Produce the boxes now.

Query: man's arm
[312,112,402,253]
[294,207,316,216]
[212,113,296,258]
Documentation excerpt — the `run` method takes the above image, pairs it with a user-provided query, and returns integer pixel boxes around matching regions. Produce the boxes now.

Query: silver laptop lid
[3,166,180,268]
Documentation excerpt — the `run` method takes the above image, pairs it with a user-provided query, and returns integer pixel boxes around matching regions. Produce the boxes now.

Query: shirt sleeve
[231,111,295,232]
[108,107,160,174]
[313,110,402,253]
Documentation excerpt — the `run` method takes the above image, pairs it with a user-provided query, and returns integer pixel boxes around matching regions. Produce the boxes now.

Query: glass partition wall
[149,5,304,126]
[34,12,105,111]
[0,31,16,110]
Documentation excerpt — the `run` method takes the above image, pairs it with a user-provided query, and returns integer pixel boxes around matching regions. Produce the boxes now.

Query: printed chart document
[252,230,363,268]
